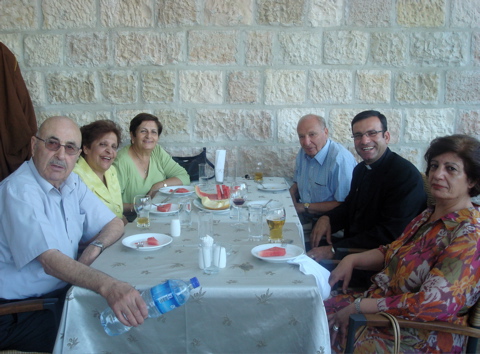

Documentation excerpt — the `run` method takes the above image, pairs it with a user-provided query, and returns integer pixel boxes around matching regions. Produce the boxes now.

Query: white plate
[257,183,288,192]
[158,185,195,195]
[193,199,230,214]
[149,203,180,216]
[122,233,173,252]
[251,244,304,263]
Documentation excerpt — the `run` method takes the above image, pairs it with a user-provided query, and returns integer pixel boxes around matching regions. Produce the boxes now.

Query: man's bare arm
[37,249,147,327]
[78,217,124,266]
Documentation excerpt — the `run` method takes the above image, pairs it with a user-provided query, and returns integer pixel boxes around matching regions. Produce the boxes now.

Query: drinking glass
[178,198,192,228]
[198,210,214,241]
[133,195,151,229]
[266,204,286,242]
[230,182,248,227]
[248,204,264,241]
[198,163,214,186]
[254,162,264,183]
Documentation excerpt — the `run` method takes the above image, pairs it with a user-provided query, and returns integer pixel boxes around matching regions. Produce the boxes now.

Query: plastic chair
[344,299,480,353]
[172,147,215,182]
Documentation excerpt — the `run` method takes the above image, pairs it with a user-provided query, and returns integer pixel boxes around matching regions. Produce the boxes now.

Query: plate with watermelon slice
[150,203,180,216]
[122,233,173,251]
[251,244,304,263]
[159,186,195,195]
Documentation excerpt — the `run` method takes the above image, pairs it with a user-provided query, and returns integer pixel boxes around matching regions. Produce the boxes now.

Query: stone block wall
[1,0,479,180]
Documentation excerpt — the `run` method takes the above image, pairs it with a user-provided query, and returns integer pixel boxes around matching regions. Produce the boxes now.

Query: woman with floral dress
[325,134,480,353]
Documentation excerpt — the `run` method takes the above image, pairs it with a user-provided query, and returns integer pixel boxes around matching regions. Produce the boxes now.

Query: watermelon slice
[258,247,286,257]
[175,188,190,193]
[157,203,172,212]
[195,185,229,200]
[221,184,230,199]
[147,237,159,246]
[216,185,222,200]
[169,187,189,193]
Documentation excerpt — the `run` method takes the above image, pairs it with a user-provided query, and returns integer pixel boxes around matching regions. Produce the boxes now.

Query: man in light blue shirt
[0,117,148,352]
[290,115,357,245]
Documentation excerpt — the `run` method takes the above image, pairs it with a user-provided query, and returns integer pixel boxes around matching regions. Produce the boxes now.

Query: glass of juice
[133,195,151,229]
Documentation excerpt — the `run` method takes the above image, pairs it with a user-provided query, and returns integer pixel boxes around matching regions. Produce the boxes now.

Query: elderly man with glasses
[307,110,427,285]
[0,116,148,352]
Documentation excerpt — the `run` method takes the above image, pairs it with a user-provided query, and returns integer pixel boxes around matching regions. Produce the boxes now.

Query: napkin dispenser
[199,236,226,269]
[215,150,226,183]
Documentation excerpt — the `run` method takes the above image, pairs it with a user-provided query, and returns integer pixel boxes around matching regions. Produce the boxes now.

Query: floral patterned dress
[325,204,480,353]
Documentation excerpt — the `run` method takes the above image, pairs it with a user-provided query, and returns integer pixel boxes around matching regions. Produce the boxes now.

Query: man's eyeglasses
[35,136,80,155]
[351,130,385,140]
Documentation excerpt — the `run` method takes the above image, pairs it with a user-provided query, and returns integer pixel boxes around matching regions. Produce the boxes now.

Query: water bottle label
[151,283,180,314]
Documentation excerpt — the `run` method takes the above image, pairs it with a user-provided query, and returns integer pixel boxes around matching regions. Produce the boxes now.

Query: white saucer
[150,203,180,216]
[257,183,288,192]
[122,233,173,251]
[251,244,304,263]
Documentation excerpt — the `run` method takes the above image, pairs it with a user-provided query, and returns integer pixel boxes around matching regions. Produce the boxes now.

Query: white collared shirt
[0,160,116,299]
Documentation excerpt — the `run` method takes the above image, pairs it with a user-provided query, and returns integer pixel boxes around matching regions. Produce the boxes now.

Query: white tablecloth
[53,178,331,353]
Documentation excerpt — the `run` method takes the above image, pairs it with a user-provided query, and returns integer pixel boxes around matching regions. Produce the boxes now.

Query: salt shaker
[213,245,227,268]
[170,219,181,237]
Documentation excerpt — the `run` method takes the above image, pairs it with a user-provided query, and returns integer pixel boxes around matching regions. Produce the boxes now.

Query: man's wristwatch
[303,203,310,212]
[89,240,104,254]
[163,183,168,188]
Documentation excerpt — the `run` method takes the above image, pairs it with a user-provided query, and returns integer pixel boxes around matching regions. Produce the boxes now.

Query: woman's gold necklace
[132,147,149,176]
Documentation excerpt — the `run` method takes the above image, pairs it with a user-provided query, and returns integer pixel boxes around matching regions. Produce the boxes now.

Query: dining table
[53,177,331,354]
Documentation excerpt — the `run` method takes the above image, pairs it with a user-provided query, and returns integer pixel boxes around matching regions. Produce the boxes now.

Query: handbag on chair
[172,147,215,182]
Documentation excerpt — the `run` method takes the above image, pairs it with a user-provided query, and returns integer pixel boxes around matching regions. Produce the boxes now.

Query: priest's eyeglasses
[35,136,80,155]
[351,130,385,140]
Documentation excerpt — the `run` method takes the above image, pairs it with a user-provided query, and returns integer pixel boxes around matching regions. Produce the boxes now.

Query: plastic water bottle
[100,277,200,336]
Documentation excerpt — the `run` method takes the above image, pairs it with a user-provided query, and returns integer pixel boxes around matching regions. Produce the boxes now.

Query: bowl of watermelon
[122,233,173,251]
[195,184,231,210]
[251,244,304,263]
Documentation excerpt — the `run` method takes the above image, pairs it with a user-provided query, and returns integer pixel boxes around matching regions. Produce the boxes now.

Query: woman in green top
[113,113,190,215]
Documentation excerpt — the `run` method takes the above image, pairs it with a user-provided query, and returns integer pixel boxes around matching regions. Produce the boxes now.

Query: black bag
[172,147,215,182]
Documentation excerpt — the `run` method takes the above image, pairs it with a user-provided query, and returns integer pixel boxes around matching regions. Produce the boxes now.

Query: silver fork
[281,239,293,247]
[136,241,144,249]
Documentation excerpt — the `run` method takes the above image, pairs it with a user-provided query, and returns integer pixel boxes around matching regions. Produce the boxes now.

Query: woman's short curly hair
[424,134,480,197]
[80,120,122,157]
[129,113,163,137]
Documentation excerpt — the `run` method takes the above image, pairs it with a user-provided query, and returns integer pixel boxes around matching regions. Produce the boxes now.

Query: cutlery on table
[281,239,293,248]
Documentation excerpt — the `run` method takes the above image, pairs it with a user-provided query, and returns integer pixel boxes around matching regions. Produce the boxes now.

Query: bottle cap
[190,277,200,288]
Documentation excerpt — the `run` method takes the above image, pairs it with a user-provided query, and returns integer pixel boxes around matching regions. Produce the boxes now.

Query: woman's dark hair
[80,120,122,157]
[129,113,163,137]
[424,134,480,197]
[351,110,388,132]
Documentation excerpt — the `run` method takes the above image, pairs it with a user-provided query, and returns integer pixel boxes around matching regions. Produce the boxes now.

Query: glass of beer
[133,195,151,229]
[266,203,286,243]
[254,162,263,183]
